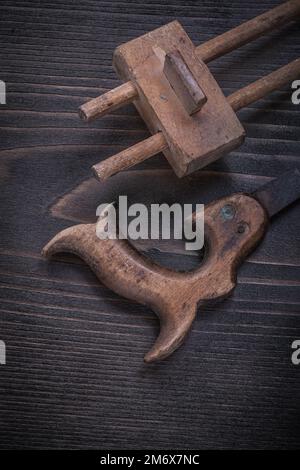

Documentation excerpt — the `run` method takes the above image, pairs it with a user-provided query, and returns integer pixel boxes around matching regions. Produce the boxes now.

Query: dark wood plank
[0,0,299,450]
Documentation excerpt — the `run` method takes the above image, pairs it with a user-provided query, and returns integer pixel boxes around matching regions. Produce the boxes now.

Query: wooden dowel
[228,58,300,111]
[79,82,137,121]
[80,1,300,121]
[92,57,299,181]
[196,0,300,63]
[92,132,168,181]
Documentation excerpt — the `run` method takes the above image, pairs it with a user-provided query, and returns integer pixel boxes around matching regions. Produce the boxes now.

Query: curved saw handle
[42,194,267,362]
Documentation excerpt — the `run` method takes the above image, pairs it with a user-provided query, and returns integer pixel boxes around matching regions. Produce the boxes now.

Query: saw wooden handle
[42,194,268,362]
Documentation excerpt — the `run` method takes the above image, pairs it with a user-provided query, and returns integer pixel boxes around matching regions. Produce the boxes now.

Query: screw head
[221,204,235,220]
[237,222,248,234]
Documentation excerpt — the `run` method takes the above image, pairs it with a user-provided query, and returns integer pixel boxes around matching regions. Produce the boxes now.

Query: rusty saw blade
[253,168,300,218]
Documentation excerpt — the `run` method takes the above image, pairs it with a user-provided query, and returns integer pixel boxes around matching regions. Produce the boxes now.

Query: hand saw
[42,169,300,362]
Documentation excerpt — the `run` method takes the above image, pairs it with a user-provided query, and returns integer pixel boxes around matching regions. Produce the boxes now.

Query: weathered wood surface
[0,0,299,450]
[93,132,168,180]
[113,20,245,177]
[80,0,300,121]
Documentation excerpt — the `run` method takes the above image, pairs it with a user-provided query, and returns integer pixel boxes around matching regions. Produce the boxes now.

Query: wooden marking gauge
[78,0,300,181]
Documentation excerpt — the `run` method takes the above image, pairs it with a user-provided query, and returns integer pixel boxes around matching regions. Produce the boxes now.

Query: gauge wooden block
[113,21,245,177]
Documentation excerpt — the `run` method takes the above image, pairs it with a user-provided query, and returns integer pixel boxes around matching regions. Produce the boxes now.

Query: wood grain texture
[79,0,300,122]
[93,132,168,180]
[0,0,299,450]
[92,58,300,181]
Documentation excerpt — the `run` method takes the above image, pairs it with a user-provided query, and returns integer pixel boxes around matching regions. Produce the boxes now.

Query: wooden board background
[0,0,299,450]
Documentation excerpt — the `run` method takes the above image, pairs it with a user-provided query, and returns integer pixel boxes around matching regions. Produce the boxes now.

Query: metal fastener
[221,204,236,220]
